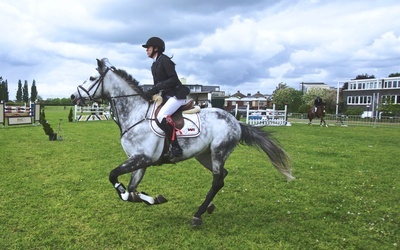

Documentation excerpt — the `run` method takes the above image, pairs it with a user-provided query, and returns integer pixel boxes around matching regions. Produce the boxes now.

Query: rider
[314,96,323,114]
[143,37,190,158]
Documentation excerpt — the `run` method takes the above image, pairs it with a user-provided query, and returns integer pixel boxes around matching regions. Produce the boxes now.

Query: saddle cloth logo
[149,103,201,138]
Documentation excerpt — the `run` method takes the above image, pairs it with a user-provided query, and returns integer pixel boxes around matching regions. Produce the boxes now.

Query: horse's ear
[96,58,109,75]
[96,58,102,69]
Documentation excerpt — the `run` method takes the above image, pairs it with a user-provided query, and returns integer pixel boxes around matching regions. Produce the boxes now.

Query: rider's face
[146,46,157,58]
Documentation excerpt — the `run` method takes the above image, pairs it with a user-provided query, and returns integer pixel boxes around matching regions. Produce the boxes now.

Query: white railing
[74,104,111,122]
[288,113,400,128]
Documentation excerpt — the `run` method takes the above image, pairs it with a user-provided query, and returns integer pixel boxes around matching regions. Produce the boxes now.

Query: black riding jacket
[314,98,323,106]
[151,54,189,99]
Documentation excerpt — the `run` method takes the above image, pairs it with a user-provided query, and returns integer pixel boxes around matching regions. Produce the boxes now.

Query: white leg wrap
[138,193,155,204]
[114,182,129,201]
[120,191,129,201]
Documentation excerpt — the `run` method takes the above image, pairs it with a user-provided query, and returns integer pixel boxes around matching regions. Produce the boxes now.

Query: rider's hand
[144,87,159,99]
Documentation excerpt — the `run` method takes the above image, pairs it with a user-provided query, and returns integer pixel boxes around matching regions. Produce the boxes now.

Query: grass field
[0,106,399,249]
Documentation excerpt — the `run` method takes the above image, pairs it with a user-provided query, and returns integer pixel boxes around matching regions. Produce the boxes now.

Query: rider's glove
[144,86,159,99]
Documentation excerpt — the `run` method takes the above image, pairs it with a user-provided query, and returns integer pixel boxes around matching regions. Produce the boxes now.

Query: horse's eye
[89,76,96,81]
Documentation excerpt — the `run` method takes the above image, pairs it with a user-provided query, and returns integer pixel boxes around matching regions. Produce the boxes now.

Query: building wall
[342,77,400,112]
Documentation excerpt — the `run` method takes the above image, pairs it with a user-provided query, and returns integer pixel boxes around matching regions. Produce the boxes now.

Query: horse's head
[71,58,145,106]
[71,58,113,106]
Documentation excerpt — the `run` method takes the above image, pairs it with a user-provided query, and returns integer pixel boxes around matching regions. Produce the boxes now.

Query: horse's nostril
[71,94,75,100]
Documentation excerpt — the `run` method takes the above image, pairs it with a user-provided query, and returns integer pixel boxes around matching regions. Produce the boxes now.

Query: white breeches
[157,96,188,123]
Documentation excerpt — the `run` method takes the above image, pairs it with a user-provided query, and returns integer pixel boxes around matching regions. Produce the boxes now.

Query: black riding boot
[160,118,183,157]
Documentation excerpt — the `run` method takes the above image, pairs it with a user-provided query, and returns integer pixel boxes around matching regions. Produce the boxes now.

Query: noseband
[76,67,110,103]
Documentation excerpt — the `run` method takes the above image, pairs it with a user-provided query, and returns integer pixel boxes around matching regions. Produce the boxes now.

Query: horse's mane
[113,67,146,96]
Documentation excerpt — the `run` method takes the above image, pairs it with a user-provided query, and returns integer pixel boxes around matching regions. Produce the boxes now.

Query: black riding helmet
[142,37,165,53]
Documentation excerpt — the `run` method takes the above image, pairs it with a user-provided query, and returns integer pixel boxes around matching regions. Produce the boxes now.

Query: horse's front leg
[127,169,168,205]
[108,154,151,202]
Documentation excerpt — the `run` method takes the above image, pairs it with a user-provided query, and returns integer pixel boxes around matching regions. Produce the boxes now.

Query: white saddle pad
[149,102,201,138]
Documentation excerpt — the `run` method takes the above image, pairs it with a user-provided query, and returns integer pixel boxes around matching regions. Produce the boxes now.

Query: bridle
[75,66,153,137]
[75,67,110,105]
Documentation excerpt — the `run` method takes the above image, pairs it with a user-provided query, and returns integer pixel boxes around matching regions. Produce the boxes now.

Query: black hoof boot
[154,194,168,204]
[207,203,216,214]
[191,217,202,227]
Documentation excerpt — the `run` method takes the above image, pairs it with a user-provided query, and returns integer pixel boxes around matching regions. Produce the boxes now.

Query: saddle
[149,95,201,136]
[151,95,199,129]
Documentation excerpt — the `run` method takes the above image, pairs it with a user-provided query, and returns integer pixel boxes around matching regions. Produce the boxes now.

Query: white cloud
[1,0,400,99]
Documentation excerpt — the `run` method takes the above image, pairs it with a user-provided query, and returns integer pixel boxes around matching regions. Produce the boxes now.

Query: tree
[0,77,9,102]
[30,80,38,102]
[273,87,302,112]
[388,73,400,77]
[353,74,375,80]
[23,80,29,103]
[16,80,22,102]
[302,88,337,113]
[272,82,288,96]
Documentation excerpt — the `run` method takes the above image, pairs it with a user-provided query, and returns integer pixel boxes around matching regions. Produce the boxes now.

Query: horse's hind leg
[192,153,228,226]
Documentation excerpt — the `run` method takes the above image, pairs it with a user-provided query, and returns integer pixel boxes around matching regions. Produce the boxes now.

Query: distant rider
[314,96,323,114]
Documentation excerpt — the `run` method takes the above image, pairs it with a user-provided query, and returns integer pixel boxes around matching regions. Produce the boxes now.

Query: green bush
[68,107,73,122]
[298,104,311,113]
[39,108,54,135]
[344,107,363,115]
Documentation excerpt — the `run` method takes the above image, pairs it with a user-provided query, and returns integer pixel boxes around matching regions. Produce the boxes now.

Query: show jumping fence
[288,113,400,128]
[1,102,41,127]
[74,103,111,122]
[243,104,289,127]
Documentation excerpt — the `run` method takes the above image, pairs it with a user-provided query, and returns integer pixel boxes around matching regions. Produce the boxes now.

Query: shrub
[39,108,54,136]
[298,104,311,113]
[68,107,73,122]
[344,107,363,115]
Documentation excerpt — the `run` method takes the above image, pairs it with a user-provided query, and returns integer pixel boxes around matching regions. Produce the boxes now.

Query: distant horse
[71,58,294,226]
[307,103,327,127]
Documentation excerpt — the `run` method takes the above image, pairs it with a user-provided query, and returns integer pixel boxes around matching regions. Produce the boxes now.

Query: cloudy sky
[1,0,400,99]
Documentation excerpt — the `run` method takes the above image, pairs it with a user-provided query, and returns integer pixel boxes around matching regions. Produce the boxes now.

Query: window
[381,95,388,104]
[347,96,356,104]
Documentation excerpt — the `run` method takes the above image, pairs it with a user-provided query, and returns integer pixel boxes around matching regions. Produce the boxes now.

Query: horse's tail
[239,123,294,181]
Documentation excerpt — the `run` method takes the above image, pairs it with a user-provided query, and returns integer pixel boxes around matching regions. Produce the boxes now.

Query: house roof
[231,90,246,98]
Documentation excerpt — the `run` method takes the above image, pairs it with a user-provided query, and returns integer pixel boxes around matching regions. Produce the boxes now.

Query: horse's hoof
[191,217,202,227]
[154,194,168,204]
[207,203,216,214]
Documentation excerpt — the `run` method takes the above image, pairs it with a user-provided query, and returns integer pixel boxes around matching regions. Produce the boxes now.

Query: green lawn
[0,106,398,249]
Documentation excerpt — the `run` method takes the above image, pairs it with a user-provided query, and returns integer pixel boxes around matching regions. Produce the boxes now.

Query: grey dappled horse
[71,58,294,226]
